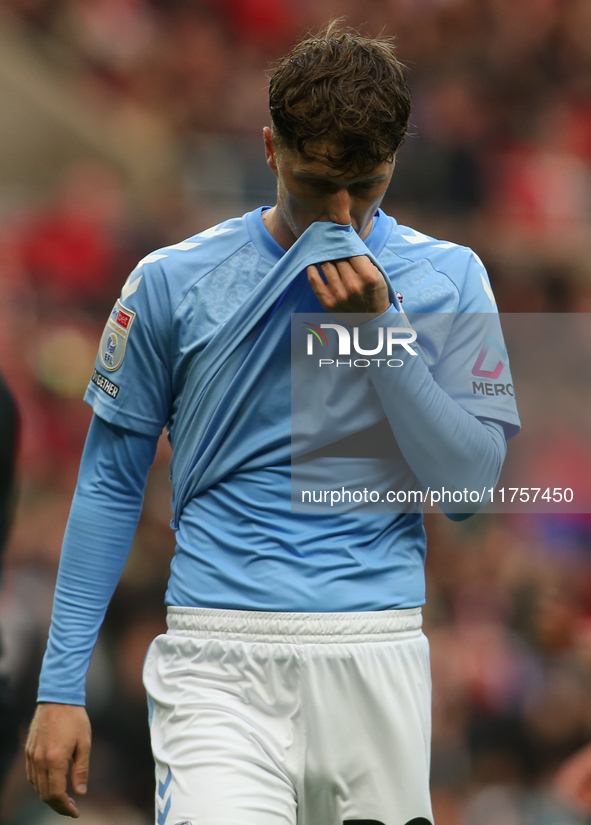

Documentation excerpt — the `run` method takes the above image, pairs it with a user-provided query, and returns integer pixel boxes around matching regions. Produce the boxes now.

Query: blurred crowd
[0,0,590,823]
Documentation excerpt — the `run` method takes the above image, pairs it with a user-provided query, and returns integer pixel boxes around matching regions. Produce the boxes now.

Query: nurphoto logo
[303,321,418,368]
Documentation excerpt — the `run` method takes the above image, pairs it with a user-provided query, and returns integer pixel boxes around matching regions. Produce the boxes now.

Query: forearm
[37,416,158,705]
[365,320,507,513]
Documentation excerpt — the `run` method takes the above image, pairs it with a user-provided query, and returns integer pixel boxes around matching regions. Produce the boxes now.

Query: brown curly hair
[269,23,411,171]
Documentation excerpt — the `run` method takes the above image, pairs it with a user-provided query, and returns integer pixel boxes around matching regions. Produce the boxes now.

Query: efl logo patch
[99,299,136,371]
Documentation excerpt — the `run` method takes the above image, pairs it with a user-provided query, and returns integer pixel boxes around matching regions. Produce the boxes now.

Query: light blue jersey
[85,208,519,613]
[38,208,520,704]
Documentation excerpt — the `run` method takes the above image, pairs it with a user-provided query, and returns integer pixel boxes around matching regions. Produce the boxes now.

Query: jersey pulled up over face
[85,209,519,612]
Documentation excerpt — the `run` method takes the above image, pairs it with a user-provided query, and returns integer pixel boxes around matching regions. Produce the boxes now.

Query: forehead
[282,140,392,181]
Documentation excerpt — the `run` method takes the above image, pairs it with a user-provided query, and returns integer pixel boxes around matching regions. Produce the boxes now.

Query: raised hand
[307,256,390,319]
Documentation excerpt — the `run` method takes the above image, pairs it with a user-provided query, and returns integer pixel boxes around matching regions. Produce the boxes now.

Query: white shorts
[143,607,433,825]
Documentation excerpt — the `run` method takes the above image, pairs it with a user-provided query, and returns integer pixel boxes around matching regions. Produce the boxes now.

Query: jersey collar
[247,207,394,264]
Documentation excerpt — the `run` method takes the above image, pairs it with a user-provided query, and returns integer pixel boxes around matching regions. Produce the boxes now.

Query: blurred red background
[0,2,591,823]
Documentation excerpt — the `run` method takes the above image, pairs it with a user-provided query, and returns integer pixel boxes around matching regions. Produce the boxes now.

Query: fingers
[307,256,389,315]
[25,736,34,785]
[323,260,357,300]
[307,260,364,306]
[71,737,90,796]
[306,264,333,307]
[307,262,351,308]
[46,757,80,818]
[26,744,80,817]
[25,720,41,794]
[346,255,382,276]
[26,704,91,819]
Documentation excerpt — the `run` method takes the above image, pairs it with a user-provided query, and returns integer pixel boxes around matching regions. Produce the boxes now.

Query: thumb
[71,739,90,795]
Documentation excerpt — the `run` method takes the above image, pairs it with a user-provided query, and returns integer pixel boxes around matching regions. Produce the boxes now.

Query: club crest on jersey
[99,299,136,371]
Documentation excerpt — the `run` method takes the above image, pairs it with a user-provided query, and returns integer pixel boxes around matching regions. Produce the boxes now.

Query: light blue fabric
[169,221,399,526]
[36,209,521,704]
[37,417,157,704]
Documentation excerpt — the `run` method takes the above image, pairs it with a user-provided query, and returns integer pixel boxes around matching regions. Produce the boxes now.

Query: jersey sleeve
[355,246,518,514]
[360,311,507,514]
[37,415,158,704]
[431,251,521,436]
[84,259,173,437]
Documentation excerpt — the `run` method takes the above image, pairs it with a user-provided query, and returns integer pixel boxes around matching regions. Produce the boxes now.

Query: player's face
[263,127,394,247]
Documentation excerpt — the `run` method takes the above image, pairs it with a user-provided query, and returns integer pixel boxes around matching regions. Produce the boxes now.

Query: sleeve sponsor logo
[471,335,507,379]
[472,380,514,397]
[115,309,132,329]
[99,299,136,371]
[91,369,120,398]
[471,334,514,396]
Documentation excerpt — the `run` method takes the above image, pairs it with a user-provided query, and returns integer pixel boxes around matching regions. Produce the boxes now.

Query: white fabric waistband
[166,606,423,644]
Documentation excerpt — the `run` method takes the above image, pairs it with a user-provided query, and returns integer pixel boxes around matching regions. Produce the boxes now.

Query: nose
[326,189,352,225]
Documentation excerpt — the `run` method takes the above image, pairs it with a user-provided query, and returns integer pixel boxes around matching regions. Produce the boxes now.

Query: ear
[263,126,279,177]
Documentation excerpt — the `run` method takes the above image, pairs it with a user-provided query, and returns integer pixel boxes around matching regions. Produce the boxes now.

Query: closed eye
[351,182,378,192]
[305,179,338,192]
